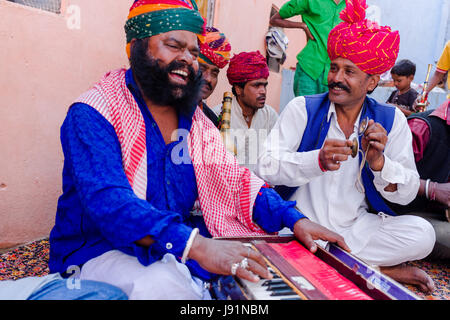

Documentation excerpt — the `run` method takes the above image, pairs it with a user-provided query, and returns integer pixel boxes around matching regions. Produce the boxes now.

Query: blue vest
[275,93,398,216]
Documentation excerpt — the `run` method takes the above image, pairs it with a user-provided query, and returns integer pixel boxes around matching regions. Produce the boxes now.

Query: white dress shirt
[213,96,279,172]
[256,96,420,253]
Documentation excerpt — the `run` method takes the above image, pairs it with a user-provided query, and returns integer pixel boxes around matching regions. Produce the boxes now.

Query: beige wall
[0,0,131,248]
[0,0,306,249]
[207,0,306,110]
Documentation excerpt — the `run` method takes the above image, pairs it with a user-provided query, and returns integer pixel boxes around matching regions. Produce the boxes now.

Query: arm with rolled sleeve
[256,97,323,186]
[253,185,307,233]
[371,107,420,205]
[279,0,309,19]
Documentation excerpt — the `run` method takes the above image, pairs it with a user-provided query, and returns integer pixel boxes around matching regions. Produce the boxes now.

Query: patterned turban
[226,51,270,85]
[125,0,206,58]
[327,0,400,75]
[198,27,231,69]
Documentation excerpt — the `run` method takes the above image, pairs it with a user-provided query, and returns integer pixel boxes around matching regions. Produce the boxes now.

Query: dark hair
[231,82,247,96]
[391,59,416,77]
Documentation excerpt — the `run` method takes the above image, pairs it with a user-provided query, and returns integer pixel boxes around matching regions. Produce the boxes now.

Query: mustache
[328,81,351,93]
[202,80,213,92]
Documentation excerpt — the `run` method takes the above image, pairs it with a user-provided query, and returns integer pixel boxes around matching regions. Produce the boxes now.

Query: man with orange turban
[213,51,279,172]
[48,0,348,300]
[258,0,436,293]
[197,27,231,126]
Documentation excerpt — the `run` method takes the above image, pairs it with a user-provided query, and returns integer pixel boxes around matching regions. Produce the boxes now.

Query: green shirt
[279,0,345,84]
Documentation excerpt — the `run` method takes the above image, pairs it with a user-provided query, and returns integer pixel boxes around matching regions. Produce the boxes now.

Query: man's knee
[409,216,436,259]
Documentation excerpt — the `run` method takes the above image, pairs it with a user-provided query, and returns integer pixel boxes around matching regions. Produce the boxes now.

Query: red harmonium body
[215,235,393,300]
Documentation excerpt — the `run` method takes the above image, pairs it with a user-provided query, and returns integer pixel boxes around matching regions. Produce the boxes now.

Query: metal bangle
[181,228,199,264]
[425,179,430,200]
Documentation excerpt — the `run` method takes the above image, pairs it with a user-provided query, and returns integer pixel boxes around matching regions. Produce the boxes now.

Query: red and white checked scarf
[75,68,267,237]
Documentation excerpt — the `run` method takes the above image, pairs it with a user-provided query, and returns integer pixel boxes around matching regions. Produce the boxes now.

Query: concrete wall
[0,0,131,248]
[366,0,449,85]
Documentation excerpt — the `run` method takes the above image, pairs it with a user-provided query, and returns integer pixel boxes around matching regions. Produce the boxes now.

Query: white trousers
[80,251,212,300]
[350,214,436,266]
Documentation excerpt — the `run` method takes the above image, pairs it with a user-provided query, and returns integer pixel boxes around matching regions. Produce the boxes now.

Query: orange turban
[198,27,231,69]
[327,0,400,75]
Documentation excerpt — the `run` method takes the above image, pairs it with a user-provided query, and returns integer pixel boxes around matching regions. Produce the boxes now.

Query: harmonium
[212,235,420,300]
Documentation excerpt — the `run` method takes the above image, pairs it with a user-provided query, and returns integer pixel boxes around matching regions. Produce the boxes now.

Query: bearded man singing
[48,0,349,300]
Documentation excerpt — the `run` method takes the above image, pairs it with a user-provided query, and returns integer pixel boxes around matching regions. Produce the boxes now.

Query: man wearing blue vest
[256,0,436,293]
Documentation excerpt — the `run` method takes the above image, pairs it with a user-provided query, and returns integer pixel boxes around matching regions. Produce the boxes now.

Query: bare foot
[380,264,435,293]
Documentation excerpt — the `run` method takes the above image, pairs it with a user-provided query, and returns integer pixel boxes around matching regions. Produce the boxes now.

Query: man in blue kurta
[49,0,349,300]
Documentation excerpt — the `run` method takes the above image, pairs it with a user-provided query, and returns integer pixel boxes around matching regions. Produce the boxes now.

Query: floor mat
[0,238,448,300]
[406,260,449,300]
[0,238,50,281]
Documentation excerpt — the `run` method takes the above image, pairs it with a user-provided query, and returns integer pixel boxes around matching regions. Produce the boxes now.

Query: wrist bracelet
[181,228,199,264]
[425,179,430,200]
[318,152,327,172]
[430,182,437,201]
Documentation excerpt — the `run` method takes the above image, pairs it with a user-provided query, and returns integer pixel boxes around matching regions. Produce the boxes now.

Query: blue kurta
[49,69,305,281]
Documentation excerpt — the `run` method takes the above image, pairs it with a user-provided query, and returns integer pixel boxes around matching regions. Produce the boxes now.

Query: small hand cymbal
[358,116,369,136]
[351,137,358,158]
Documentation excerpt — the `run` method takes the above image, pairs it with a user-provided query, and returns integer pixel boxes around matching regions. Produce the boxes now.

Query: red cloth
[431,99,450,125]
[408,118,430,163]
[226,51,269,85]
[408,100,449,162]
[327,0,400,75]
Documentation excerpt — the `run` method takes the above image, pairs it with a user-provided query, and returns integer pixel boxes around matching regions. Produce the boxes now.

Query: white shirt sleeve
[371,107,420,205]
[256,97,324,186]
[212,104,222,116]
[266,105,279,132]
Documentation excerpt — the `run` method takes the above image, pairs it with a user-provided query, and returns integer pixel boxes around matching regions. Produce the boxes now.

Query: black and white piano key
[238,267,301,300]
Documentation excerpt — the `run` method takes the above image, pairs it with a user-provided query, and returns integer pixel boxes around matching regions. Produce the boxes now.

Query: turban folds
[327,0,400,75]
[125,0,206,58]
[198,27,231,69]
[227,51,270,85]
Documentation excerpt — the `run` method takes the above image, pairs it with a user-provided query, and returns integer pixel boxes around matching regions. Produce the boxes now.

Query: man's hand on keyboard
[293,218,351,253]
[188,235,273,282]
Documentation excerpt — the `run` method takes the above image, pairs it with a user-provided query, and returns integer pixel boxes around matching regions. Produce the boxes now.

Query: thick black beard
[130,39,203,117]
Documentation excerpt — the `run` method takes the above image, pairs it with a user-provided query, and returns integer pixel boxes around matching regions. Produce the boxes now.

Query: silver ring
[332,154,336,161]
[231,262,239,275]
[239,257,249,269]
[247,246,252,258]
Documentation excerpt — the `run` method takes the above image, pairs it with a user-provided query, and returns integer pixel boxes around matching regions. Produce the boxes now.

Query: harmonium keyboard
[213,235,420,300]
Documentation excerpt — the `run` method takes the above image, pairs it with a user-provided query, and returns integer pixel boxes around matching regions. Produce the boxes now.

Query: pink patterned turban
[226,51,269,85]
[327,0,400,75]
